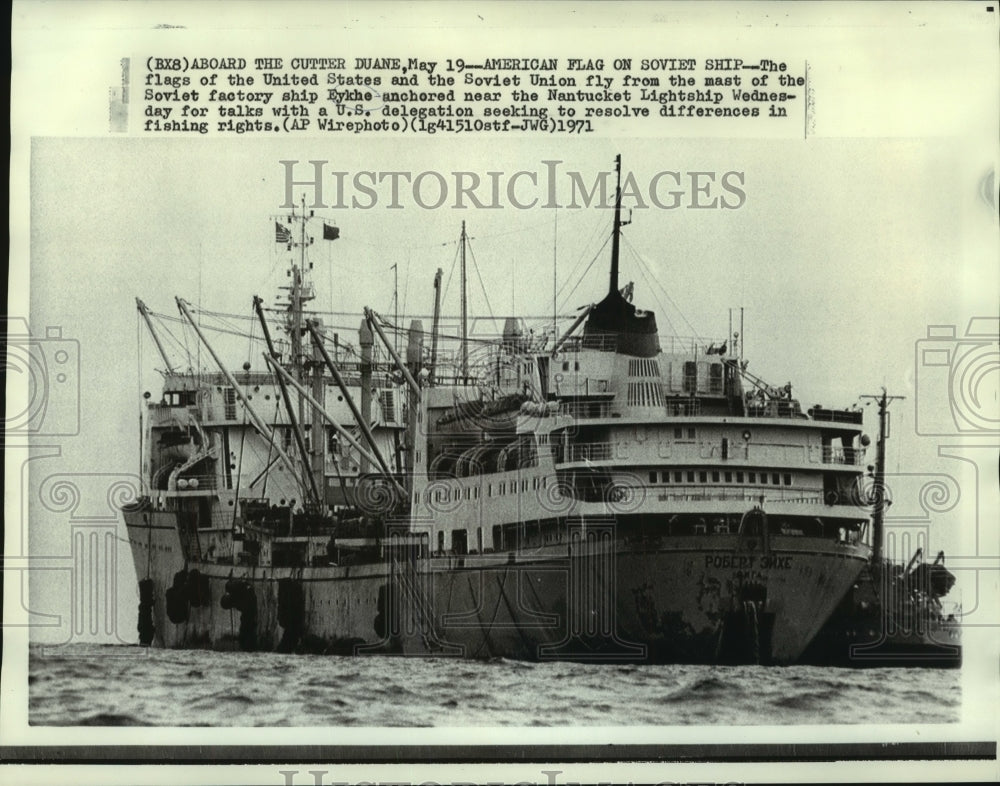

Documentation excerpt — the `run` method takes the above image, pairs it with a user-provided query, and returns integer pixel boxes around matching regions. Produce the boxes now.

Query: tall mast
[280,196,326,506]
[740,307,745,361]
[729,308,733,357]
[310,334,326,507]
[392,263,399,358]
[295,196,308,434]
[553,211,558,343]
[460,221,468,379]
[284,195,319,391]
[287,200,303,378]
[860,388,905,570]
[359,318,374,474]
[430,268,442,386]
[609,154,623,295]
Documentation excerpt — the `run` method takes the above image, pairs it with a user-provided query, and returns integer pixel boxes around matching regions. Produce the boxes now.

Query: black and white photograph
[7,3,999,785]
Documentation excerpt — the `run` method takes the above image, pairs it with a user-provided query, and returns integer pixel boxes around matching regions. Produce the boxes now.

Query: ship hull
[126,509,868,663]
[428,535,868,664]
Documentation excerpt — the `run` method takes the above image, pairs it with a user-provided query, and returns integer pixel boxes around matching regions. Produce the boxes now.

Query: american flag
[275,221,292,244]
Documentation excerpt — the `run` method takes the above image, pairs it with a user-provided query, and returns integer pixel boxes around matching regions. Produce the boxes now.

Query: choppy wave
[28,643,960,727]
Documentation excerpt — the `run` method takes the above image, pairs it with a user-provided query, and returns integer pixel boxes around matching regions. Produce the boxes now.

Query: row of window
[551,360,724,392]
[436,521,565,554]
[419,475,552,505]
[648,469,793,486]
[493,476,549,496]
[421,486,481,504]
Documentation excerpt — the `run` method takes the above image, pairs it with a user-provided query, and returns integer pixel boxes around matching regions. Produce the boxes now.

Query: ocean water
[28,643,960,727]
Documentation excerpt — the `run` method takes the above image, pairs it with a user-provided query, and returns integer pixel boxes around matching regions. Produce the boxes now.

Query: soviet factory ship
[124,158,875,664]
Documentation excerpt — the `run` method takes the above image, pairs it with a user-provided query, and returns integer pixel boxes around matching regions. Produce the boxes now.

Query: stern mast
[861,388,905,574]
[608,154,631,296]
[280,196,326,513]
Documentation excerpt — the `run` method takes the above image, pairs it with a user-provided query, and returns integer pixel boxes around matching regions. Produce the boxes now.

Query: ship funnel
[582,155,661,358]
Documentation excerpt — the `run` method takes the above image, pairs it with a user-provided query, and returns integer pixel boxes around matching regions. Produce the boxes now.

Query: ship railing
[732,443,864,465]
[558,401,613,419]
[554,440,865,468]
[556,334,726,355]
[744,401,803,419]
[820,446,866,465]
[560,442,615,463]
[186,367,403,388]
[643,486,826,505]
[658,335,727,356]
[557,334,619,353]
[663,398,701,417]
[429,374,483,388]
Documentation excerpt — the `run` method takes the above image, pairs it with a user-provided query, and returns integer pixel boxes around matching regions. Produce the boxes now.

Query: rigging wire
[189,307,258,323]
[136,310,145,494]
[142,208,615,382]
[158,325,189,369]
[150,311,264,342]
[151,303,563,371]
[401,249,412,326]
[556,232,612,313]
[440,238,461,309]
[622,236,705,339]
[367,317,522,349]
[465,238,496,323]
[327,236,457,252]
[628,249,679,337]
[554,210,610,304]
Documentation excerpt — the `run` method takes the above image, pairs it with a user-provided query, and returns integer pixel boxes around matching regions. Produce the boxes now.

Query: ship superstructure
[125,158,873,663]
